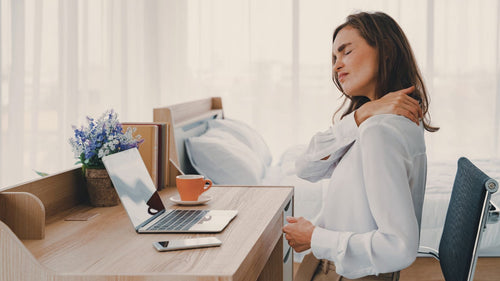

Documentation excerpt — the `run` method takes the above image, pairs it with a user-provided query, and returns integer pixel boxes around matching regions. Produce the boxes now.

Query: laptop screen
[102,148,165,228]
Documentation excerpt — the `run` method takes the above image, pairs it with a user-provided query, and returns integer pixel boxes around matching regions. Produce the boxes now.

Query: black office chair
[419,157,499,281]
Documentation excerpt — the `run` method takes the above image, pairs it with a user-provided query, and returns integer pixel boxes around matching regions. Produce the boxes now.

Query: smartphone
[153,237,222,252]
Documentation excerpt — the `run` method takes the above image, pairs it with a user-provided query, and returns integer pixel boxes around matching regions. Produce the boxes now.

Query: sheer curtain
[1,0,499,188]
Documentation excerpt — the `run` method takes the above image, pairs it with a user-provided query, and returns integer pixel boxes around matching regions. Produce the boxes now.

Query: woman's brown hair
[333,12,438,132]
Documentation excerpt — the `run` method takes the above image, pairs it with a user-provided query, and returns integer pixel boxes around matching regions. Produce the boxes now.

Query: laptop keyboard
[147,210,209,231]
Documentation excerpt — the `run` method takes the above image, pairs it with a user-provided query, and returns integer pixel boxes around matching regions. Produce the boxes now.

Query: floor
[293,257,500,280]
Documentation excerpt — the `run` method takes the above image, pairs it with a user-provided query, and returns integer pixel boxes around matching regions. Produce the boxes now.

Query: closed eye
[345,50,352,55]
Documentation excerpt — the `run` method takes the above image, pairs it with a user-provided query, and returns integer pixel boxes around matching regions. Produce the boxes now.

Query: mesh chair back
[438,157,492,281]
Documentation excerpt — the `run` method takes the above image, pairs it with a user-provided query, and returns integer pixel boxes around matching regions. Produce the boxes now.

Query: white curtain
[1,0,499,188]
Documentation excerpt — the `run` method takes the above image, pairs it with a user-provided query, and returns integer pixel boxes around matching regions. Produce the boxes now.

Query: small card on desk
[65,212,99,221]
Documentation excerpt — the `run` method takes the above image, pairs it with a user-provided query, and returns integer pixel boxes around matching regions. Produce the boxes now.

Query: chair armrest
[487,202,499,224]
[418,246,440,260]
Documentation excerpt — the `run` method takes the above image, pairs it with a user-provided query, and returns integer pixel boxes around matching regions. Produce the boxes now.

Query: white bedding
[263,145,500,259]
[263,145,326,222]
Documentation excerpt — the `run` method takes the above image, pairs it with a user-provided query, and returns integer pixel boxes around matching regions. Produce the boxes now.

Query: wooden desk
[0,169,293,281]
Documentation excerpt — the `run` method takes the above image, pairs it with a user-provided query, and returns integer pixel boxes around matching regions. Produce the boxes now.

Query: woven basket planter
[85,168,120,207]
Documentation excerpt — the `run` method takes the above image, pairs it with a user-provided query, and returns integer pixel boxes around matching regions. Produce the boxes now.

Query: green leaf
[33,170,49,177]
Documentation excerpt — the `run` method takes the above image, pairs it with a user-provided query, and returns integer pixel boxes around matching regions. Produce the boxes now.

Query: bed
[153,97,500,260]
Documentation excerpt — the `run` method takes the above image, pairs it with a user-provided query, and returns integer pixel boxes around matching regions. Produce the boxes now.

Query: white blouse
[296,112,426,279]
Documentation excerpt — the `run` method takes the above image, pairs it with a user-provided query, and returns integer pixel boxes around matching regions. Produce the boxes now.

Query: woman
[282,12,438,281]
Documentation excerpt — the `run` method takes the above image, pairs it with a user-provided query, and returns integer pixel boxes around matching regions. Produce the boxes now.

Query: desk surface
[21,186,293,281]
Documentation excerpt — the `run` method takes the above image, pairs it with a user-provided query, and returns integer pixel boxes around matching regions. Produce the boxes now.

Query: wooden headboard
[153,97,224,187]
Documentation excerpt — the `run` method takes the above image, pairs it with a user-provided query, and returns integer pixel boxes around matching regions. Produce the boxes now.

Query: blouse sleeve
[295,112,359,182]
[310,116,422,278]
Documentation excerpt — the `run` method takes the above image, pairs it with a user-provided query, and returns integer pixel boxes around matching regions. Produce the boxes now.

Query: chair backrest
[438,157,498,281]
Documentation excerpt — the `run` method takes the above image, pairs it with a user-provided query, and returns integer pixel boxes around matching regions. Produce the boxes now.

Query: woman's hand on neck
[354,86,422,126]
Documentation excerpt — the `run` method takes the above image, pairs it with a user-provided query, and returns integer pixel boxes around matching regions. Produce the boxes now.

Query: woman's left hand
[282,216,315,252]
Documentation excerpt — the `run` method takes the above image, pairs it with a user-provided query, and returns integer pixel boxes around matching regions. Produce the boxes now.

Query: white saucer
[169,194,212,205]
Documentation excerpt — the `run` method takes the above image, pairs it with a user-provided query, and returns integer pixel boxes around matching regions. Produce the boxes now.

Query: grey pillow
[185,128,265,185]
[208,119,272,166]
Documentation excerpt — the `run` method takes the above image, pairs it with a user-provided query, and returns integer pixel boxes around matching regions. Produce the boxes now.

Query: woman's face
[332,26,379,100]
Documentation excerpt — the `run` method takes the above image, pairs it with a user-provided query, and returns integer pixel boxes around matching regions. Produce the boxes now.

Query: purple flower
[68,109,143,169]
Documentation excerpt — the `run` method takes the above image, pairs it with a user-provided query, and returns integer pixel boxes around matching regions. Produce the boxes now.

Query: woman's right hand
[354,86,423,126]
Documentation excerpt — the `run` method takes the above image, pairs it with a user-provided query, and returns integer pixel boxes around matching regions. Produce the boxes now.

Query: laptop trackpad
[189,210,237,232]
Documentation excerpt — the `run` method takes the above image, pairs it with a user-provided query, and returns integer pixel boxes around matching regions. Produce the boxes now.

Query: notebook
[121,122,167,190]
[102,148,237,233]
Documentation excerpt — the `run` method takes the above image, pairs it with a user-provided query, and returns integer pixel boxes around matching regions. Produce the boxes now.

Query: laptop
[102,148,237,233]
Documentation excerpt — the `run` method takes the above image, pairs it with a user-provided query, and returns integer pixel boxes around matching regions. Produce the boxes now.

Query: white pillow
[185,128,265,185]
[208,119,272,166]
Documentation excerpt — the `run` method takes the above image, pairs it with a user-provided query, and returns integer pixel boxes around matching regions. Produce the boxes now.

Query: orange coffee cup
[176,175,213,201]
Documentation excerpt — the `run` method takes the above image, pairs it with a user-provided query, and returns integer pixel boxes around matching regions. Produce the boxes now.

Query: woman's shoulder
[358,114,425,152]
